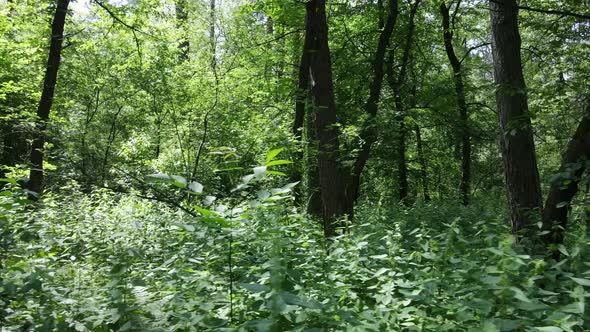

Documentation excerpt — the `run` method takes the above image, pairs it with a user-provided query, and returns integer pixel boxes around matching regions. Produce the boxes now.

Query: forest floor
[2,190,590,331]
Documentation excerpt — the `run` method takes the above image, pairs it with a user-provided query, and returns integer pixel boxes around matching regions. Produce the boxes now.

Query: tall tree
[28,0,70,197]
[542,102,590,254]
[305,0,347,237]
[440,1,471,205]
[292,19,323,216]
[347,0,399,208]
[386,0,420,204]
[489,0,542,237]
[292,16,312,209]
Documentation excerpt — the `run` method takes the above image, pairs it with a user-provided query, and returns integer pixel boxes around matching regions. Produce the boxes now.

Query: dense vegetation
[1,0,590,331]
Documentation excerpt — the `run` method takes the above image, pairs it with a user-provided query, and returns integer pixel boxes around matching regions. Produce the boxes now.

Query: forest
[1,0,590,330]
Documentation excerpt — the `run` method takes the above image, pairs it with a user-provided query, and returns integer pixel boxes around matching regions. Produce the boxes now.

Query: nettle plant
[143,148,323,327]
[144,148,297,227]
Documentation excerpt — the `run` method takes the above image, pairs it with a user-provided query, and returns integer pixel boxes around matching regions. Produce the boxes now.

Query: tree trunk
[440,2,471,205]
[292,19,313,207]
[415,125,430,201]
[28,0,70,197]
[386,0,420,204]
[542,103,590,255]
[306,0,347,237]
[209,0,216,70]
[347,0,398,208]
[489,0,542,237]
[175,0,189,61]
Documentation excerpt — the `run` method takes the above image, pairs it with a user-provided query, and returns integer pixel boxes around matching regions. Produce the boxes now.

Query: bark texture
[489,0,542,236]
[28,0,70,197]
[306,0,347,237]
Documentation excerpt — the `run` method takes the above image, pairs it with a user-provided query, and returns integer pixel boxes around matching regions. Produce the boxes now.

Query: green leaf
[569,277,590,286]
[265,170,286,176]
[555,201,568,208]
[265,148,283,163]
[193,205,217,217]
[146,174,187,189]
[145,173,174,183]
[170,175,187,188]
[280,291,321,309]
[0,178,17,185]
[265,159,292,167]
[510,287,531,303]
[534,327,562,332]
[239,283,271,293]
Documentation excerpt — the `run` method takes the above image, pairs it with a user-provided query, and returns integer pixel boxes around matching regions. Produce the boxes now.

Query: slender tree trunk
[415,125,430,201]
[490,0,542,237]
[292,19,313,206]
[101,105,123,182]
[347,0,399,208]
[306,0,347,237]
[386,0,420,204]
[28,0,70,197]
[175,0,189,60]
[210,0,216,70]
[395,90,409,202]
[542,103,590,256]
[440,2,471,205]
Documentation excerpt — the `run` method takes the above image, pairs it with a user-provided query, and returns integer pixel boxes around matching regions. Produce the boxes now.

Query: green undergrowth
[2,189,590,331]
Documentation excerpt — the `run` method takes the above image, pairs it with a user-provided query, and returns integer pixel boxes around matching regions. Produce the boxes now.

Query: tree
[305,0,347,237]
[347,0,398,209]
[175,0,189,60]
[292,9,312,210]
[489,0,542,237]
[440,1,470,205]
[542,101,590,255]
[386,0,421,204]
[28,0,70,197]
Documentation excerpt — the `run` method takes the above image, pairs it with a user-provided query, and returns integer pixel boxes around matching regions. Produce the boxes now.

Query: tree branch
[518,5,590,21]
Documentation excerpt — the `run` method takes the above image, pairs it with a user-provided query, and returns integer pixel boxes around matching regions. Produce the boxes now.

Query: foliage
[2,0,590,330]
[2,187,590,331]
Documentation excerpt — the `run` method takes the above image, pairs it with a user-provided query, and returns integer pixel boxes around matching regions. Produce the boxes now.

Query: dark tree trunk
[440,2,471,205]
[415,125,430,201]
[542,104,590,255]
[386,0,420,204]
[347,0,399,208]
[101,105,123,182]
[28,0,70,197]
[306,0,347,237]
[209,0,216,70]
[175,0,189,60]
[395,90,409,202]
[490,0,542,237]
[292,18,313,206]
